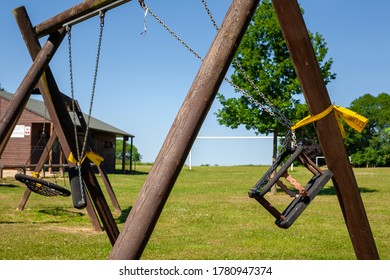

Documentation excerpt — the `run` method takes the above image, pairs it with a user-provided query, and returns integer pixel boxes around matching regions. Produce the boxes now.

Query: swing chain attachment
[138,0,146,8]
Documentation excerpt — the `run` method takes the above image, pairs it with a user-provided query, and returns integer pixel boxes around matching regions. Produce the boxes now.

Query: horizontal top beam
[33,0,132,38]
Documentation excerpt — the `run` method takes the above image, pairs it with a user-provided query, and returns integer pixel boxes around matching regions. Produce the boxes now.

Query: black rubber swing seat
[248,146,333,229]
[275,169,333,228]
[15,173,71,197]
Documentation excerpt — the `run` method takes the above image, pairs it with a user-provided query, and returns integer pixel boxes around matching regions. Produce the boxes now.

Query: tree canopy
[215,0,335,159]
[345,93,390,167]
[115,140,142,163]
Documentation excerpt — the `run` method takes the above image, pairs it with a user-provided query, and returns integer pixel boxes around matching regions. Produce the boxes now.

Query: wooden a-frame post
[109,0,261,260]
[271,0,379,259]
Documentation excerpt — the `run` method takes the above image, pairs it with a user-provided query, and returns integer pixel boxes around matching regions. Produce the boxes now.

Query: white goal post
[316,156,351,166]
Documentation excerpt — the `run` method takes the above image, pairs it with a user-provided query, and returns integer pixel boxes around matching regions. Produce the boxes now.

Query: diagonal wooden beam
[271,0,379,259]
[109,0,261,260]
[0,31,65,156]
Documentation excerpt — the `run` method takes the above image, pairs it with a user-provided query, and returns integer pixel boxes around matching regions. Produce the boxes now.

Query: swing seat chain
[65,10,106,209]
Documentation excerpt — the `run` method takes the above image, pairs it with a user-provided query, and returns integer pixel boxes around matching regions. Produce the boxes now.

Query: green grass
[0,165,389,260]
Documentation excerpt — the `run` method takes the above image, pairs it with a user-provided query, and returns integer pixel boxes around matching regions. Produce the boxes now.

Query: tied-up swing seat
[15,173,71,197]
[14,122,71,197]
[248,146,333,228]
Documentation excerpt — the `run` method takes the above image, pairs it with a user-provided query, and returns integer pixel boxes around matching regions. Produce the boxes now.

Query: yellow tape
[291,105,333,130]
[291,105,368,138]
[333,106,368,133]
[86,151,104,166]
[68,152,78,165]
[68,151,104,166]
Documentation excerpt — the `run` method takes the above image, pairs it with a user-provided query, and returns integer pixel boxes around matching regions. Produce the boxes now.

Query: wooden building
[0,90,134,173]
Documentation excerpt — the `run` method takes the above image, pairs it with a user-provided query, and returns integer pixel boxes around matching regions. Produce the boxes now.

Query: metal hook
[99,10,105,27]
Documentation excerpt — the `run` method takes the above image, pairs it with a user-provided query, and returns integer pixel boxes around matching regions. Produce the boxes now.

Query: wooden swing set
[0,0,379,260]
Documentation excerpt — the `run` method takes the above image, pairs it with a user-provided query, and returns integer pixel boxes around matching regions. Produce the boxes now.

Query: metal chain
[201,0,293,130]
[66,25,80,164]
[204,0,297,191]
[140,1,295,147]
[66,11,105,203]
[66,24,85,203]
[142,2,292,126]
[81,11,105,160]
[201,0,219,31]
[199,2,285,120]
[141,4,203,61]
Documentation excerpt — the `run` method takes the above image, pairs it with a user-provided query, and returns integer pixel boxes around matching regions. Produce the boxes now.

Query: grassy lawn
[0,165,389,260]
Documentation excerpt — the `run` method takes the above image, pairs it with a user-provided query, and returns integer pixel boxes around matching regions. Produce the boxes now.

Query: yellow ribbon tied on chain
[68,151,104,166]
[291,105,368,138]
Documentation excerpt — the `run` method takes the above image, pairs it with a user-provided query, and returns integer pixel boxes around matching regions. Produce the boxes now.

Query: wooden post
[34,0,132,38]
[122,136,128,174]
[0,30,65,156]
[271,0,379,259]
[129,136,133,173]
[109,0,260,260]
[48,122,54,174]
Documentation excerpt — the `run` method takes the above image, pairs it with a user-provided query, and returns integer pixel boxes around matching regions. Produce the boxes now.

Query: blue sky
[1,0,389,166]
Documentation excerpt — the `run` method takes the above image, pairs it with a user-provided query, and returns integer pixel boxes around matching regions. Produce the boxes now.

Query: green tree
[115,140,142,163]
[345,93,390,167]
[215,0,335,160]
[0,83,5,91]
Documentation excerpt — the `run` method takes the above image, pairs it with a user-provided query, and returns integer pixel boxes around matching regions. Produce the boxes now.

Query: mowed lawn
[0,165,389,260]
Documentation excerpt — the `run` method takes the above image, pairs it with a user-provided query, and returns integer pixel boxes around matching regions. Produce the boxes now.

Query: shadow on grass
[273,186,378,196]
[0,221,25,224]
[39,208,85,217]
[0,183,20,188]
[116,206,133,224]
[114,170,149,175]
[318,186,378,195]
